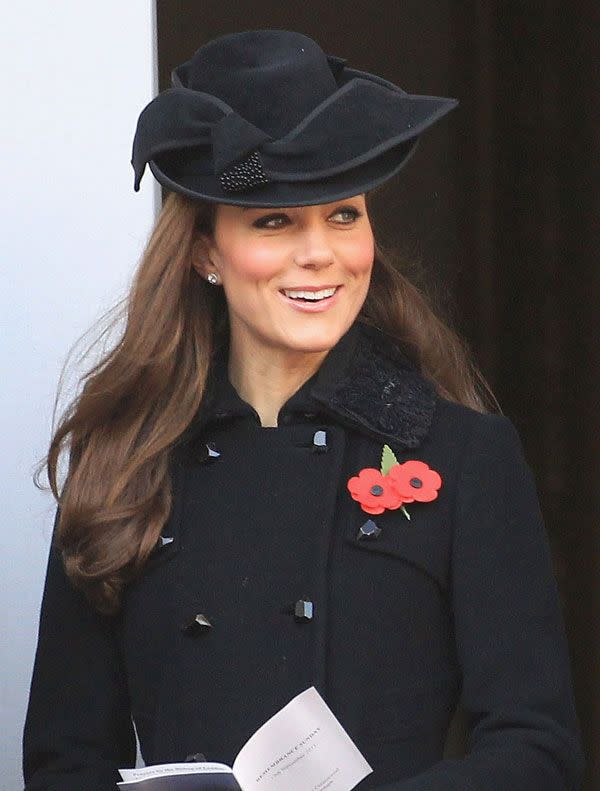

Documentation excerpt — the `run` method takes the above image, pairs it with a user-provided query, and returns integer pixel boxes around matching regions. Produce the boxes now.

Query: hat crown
[173,30,338,137]
[132,28,458,205]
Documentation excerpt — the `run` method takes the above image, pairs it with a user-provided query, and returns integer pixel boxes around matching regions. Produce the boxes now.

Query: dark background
[156,2,600,786]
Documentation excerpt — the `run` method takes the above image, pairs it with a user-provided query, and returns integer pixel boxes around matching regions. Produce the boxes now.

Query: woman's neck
[227,336,329,427]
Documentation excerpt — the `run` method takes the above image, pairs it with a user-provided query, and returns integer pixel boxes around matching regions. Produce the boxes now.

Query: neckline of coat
[177,319,437,450]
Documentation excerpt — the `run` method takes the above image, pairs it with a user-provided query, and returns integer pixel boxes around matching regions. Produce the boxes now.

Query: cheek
[220,239,286,282]
[343,233,375,276]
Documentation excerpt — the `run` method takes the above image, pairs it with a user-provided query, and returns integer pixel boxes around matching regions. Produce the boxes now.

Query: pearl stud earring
[207,272,219,285]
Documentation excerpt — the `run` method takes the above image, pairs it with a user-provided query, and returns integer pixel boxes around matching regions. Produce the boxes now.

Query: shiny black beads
[219,152,271,192]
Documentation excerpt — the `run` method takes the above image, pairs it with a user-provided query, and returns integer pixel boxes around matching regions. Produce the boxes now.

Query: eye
[252,213,289,229]
[331,206,362,224]
[251,205,363,229]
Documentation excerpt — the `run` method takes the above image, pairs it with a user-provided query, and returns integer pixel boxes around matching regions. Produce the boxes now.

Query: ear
[191,232,218,279]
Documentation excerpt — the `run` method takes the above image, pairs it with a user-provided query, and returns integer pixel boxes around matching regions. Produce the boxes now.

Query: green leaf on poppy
[380,444,399,475]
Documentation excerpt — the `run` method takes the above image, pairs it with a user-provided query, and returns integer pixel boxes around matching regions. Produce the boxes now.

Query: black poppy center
[410,477,423,489]
[370,484,384,496]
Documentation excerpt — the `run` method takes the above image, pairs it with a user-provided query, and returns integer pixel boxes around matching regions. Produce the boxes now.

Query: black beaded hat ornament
[131,29,458,207]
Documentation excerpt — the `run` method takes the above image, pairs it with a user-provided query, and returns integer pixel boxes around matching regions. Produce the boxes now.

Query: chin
[276,322,352,354]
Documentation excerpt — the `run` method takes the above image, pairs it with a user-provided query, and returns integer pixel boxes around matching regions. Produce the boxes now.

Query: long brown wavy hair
[35,190,500,615]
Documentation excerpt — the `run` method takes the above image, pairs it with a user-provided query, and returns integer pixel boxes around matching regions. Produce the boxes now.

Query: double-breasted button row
[180,423,326,638]
[191,429,329,465]
[182,598,314,635]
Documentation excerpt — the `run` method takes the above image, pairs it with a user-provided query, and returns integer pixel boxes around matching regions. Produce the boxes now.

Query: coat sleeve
[22,508,136,790]
[373,413,585,791]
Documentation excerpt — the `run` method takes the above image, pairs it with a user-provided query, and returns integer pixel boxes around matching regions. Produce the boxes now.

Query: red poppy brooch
[347,444,442,519]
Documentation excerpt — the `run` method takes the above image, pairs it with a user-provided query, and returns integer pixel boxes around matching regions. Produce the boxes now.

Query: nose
[293,224,334,269]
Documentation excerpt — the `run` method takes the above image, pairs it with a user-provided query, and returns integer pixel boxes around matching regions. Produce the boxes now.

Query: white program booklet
[118,686,372,791]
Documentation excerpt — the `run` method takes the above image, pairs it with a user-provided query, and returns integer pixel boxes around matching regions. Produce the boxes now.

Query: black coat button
[312,430,327,453]
[357,519,382,540]
[195,443,221,464]
[294,599,314,621]
[182,613,213,634]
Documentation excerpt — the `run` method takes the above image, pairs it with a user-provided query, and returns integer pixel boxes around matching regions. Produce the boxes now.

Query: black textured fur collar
[308,321,437,448]
[182,321,437,450]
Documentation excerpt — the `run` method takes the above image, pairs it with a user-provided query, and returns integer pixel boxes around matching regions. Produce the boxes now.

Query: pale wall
[0,2,158,787]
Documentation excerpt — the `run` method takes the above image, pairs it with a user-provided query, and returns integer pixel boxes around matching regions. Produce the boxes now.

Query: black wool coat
[23,320,585,790]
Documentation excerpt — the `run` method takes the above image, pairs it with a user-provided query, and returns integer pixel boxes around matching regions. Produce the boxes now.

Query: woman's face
[199,194,375,358]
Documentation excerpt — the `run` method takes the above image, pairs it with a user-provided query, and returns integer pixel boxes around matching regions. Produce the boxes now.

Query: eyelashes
[252,206,363,229]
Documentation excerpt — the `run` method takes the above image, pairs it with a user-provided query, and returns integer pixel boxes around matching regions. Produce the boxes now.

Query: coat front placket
[141,413,347,764]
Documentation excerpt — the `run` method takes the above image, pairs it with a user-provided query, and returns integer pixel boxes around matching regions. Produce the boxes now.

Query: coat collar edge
[177,321,438,451]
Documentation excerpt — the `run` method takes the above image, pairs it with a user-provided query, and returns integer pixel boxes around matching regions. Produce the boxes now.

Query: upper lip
[280,284,340,291]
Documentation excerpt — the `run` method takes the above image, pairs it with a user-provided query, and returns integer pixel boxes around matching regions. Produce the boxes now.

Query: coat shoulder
[427,395,526,466]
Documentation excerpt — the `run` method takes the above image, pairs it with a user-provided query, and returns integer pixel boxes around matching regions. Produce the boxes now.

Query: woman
[23,29,584,790]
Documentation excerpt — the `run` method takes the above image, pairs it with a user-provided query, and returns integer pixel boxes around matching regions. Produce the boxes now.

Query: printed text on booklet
[118,686,372,791]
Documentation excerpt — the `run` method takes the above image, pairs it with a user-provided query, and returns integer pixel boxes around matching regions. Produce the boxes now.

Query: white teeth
[283,287,337,301]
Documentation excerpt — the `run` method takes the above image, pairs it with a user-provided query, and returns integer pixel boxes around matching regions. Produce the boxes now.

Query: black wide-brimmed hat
[132,29,458,207]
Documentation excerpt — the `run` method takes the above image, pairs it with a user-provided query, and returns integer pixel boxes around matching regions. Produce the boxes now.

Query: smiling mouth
[279,286,340,302]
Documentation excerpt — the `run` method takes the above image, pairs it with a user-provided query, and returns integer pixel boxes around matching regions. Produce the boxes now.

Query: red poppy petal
[402,460,430,476]
[362,468,384,481]
[347,479,368,497]
[348,467,397,511]
[387,495,414,509]
[413,488,439,503]
[347,458,437,515]
[425,469,442,489]
[388,461,442,501]
[350,490,376,507]
[361,502,386,514]
[380,491,403,509]
[387,467,416,497]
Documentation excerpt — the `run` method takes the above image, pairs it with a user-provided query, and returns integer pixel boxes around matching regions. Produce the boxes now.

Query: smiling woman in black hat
[23,29,584,791]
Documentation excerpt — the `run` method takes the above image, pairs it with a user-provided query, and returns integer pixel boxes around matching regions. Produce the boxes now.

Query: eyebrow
[240,201,360,212]
[240,206,285,211]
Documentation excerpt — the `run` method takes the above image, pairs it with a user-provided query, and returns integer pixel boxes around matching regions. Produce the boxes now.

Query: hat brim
[140,64,456,207]
[150,137,421,207]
